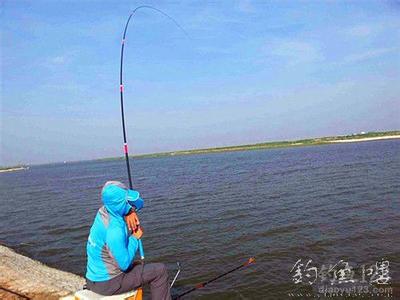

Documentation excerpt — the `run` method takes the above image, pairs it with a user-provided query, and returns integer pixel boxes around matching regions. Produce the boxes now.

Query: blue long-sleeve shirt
[86,182,142,281]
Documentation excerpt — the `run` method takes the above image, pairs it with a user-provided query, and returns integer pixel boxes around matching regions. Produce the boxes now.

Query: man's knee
[155,263,168,279]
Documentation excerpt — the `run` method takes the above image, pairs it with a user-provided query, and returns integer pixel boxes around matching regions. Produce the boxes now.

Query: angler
[85,181,171,300]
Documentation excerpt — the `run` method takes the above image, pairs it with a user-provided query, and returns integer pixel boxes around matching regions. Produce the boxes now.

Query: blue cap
[126,189,144,211]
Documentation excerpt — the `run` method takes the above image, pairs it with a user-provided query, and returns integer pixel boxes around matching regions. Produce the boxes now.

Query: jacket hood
[101,181,137,217]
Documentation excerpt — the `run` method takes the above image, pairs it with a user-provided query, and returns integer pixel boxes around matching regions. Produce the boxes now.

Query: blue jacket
[86,181,143,282]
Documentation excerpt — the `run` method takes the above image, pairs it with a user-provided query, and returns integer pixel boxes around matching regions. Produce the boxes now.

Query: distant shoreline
[120,131,400,160]
[328,135,400,143]
[0,166,28,173]
[2,131,399,167]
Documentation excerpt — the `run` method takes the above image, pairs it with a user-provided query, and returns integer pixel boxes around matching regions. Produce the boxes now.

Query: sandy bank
[0,245,84,299]
[0,167,28,173]
[328,135,400,143]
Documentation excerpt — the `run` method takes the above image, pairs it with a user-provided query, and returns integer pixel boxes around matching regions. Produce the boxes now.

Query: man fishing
[85,181,171,300]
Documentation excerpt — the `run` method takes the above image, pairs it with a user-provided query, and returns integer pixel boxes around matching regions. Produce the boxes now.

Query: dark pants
[87,262,171,300]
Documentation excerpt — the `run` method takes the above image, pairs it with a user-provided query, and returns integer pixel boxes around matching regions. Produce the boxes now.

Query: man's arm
[106,226,139,271]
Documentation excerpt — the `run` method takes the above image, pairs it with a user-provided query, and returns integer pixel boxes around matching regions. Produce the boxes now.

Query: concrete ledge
[0,245,85,299]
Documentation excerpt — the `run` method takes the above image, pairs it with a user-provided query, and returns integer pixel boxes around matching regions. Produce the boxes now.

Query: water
[1,140,399,299]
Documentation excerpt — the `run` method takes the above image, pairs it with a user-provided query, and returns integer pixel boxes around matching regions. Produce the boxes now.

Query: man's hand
[125,210,140,232]
[132,226,144,239]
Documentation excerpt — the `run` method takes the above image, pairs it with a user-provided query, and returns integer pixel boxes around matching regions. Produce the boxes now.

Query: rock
[0,245,85,299]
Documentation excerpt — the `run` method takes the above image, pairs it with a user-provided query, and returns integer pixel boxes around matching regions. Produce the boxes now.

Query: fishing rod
[119,7,255,299]
[118,4,189,268]
[119,5,188,191]
[170,262,181,288]
[173,257,256,299]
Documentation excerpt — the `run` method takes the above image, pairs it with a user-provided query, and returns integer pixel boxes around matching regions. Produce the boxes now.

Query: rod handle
[138,239,145,260]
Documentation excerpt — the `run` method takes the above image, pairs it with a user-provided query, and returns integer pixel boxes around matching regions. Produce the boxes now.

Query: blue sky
[2,0,400,165]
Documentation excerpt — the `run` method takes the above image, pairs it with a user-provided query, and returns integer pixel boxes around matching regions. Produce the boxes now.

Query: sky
[1,0,400,165]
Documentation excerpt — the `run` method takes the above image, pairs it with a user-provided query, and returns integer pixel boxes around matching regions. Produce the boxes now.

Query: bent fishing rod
[173,257,256,299]
[119,6,188,262]
[119,8,255,298]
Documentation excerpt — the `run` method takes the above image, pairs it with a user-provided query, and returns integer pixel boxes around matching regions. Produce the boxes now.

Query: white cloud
[236,0,255,13]
[264,39,324,65]
[343,47,399,64]
[346,24,375,37]
[196,46,233,55]
[188,6,247,31]
[46,50,78,67]
[50,56,66,64]
[344,19,400,39]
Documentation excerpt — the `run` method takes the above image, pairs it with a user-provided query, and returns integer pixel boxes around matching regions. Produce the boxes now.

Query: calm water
[1,140,399,299]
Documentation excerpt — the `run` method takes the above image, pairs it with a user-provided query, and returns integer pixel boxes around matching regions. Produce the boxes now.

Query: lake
[1,139,399,299]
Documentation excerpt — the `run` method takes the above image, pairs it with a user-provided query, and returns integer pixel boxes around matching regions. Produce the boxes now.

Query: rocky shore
[0,245,85,299]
